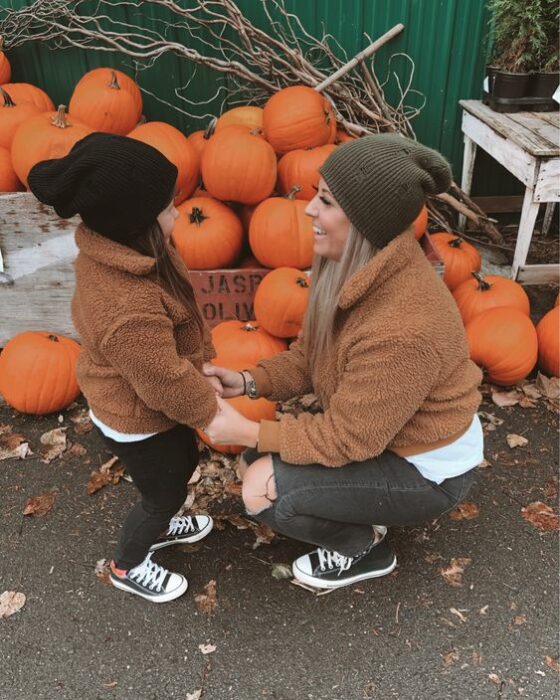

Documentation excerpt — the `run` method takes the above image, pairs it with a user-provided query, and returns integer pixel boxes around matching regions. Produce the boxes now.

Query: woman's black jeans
[243,447,475,557]
[100,424,199,570]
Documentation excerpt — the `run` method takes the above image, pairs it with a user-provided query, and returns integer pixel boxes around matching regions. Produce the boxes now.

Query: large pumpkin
[253,267,310,338]
[465,307,538,386]
[69,68,142,135]
[0,331,81,414]
[215,105,263,132]
[263,86,336,154]
[128,121,199,204]
[1,82,55,112]
[453,272,530,325]
[0,146,22,192]
[277,144,337,200]
[412,205,428,240]
[430,232,481,290]
[211,320,287,370]
[197,395,276,454]
[249,192,314,269]
[11,106,93,187]
[171,196,243,270]
[201,126,277,205]
[0,51,11,84]
[536,306,559,377]
[0,87,42,150]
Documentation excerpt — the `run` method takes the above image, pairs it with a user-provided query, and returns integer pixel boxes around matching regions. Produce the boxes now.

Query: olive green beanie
[319,133,452,248]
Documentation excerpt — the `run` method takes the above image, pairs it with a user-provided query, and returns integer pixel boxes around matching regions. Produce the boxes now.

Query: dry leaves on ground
[0,425,32,461]
[194,579,217,616]
[544,656,560,673]
[198,644,216,655]
[23,491,56,517]
[521,501,560,531]
[0,591,26,618]
[40,428,67,463]
[478,411,504,432]
[448,502,480,520]
[186,691,203,700]
[87,456,125,495]
[94,558,112,586]
[68,406,94,434]
[441,648,460,669]
[506,433,529,449]
[271,563,293,580]
[439,558,472,587]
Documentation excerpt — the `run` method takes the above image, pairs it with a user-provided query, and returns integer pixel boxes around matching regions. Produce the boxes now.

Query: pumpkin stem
[204,117,217,140]
[47,334,60,342]
[109,70,121,90]
[0,86,15,107]
[472,271,491,291]
[285,185,302,200]
[448,237,463,248]
[241,322,259,332]
[249,127,264,137]
[50,105,71,129]
[296,277,310,288]
[189,207,209,225]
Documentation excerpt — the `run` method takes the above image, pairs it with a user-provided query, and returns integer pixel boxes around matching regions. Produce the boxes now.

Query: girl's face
[157,199,180,240]
[305,178,351,261]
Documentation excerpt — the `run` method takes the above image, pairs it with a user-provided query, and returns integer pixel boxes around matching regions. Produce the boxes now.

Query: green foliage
[488,0,558,72]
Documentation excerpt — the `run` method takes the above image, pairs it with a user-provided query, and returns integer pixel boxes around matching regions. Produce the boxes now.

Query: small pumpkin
[277,144,337,200]
[412,205,428,240]
[0,82,55,112]
[215,105,263,132]
[452,272,530,326]
[0,87,42,150]
[536,306,559,377]
[253,267,310,338]
[263,85,336,154]
[335,128,356,145]
[69,68,142,135]
[211,320,287,370]
[249,190,314,269]
[465,307,538,386]
[0,331,81,414]
[171,196,244,270]
[430,232,481,290]
[0,50,11,84]
[128,121,199,204]
[0,146,22,192]
[11,105,93,187]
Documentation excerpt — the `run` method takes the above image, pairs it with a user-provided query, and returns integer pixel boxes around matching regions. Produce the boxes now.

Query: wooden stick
[314,24,404,93]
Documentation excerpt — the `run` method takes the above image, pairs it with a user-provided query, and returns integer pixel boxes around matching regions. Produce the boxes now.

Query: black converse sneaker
[149,515,213,551]
[110,553,188,603]
[292,534,396,590]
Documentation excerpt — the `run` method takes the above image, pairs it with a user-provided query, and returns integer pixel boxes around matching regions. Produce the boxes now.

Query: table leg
[542,202,556,237]
[512,187,541,280]
[459,135,477,231]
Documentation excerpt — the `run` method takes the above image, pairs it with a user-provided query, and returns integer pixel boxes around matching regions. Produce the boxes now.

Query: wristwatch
[243,370,258,399]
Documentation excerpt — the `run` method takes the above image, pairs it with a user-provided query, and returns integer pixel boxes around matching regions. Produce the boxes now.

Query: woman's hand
[203,364,245,398]
[202,362,224,396]
[204,396,260,447]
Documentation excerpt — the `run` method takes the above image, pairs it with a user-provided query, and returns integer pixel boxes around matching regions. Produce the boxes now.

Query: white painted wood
[534,158,560,202]
[542,202,557,236]
[459,134,477,231]
[506,111,560,153]
[512,187,541,277]
[516,264,560,284]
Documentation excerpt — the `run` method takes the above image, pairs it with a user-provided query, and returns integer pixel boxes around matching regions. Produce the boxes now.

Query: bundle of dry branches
[0,0,502,242]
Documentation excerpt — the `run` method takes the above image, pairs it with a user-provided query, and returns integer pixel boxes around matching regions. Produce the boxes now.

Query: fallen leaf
[521,382,542,400]
[506,433,528,448]
[449,607,468,623]
[448,502,480,520]
[87,471,112,495]
[65,442,87,458]
[87,456,125,494]
[536,372,560,400]
[198,643,216,655]
[478,411,504,426]
[224,482,242,496]
[477,459,492,469]
[491,389,520,407]
[0,431,32,461]
[69,407,94,434]
[271,563,293,580]
[488,673,502,685]
[442,648,459,668]
[186,691,203,700]
[439,558,472,587]
[23,491,56,517]
[521,502,560,531]
[40,428,67,463]
[187,467,201,485]
[94,558,111,586]
[0,591,26,618]
[544,656,560,673]
[194,579,217,616]
[103,681,118,689]
[479,605,489,615]
[514,615,527,625]
[252,522,276,549]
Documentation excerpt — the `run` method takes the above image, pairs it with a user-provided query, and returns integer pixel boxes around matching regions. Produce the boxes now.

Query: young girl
[204,134,484,590]
[29,133,220,603]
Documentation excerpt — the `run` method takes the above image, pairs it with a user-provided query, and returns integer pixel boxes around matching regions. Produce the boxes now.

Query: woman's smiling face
[305,178,351,261]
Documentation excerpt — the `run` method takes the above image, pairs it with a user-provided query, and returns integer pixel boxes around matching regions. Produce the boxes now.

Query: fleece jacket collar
[338,231,418,310]
[75,224,156,276]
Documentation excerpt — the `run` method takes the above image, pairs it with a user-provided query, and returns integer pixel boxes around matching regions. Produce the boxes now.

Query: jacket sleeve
[100,312,218,429]
[202,322,217,363]
[257,334,440,466]
[250,334,313,401]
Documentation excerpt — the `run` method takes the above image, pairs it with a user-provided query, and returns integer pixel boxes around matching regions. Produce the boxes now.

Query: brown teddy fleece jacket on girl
[252,231,483,467]
[71,225,218,433]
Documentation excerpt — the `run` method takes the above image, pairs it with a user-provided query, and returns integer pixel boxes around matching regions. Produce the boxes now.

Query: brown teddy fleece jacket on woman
[252,231,482,467]
[71,225,218,434]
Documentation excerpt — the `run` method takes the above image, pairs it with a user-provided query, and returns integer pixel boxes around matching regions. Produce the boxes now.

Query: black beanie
[319,133,452,249]
[28,132,178,245]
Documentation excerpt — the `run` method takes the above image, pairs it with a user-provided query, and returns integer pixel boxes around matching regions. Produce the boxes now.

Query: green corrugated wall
[2,0,516,193]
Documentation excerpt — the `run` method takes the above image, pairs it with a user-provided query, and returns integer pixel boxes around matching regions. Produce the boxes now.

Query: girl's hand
[203,364,245,398]
[202,363,224,396]
[204,396,260,447]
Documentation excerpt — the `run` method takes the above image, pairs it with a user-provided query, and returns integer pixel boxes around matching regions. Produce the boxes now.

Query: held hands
[204,396,259,447]
[202,362,224,396]
[203,364,245,398]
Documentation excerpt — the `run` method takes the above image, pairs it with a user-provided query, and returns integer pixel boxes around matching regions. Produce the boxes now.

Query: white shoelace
[317,548,354,576]
[128,554,168,591]
[166,516,196,536]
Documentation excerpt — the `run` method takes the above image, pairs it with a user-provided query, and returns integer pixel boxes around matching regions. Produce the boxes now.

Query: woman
[204,134,484,589]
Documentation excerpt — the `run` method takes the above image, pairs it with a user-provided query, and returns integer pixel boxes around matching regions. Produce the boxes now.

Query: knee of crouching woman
[241,455,276,515]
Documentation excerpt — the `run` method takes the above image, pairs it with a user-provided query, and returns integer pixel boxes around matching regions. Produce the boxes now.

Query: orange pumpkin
[201,126,277,205]
[0,146,22,192]
[555,294,559,307]
[187,130,207,160]
[263,86,336,154]
[69,68,142,135]
[0,87,42,150]
[277,144,337,200]
[0,331,81,414]
[171,196,243,270]
[335,128,356,145]
[0,51,11,84]
[465,307,538,386]
[452,272,530,326]
[211,320,287,370]
[12,105,92,187]
[536,306,559,377]
[11,106,93,187]
[197,395,276,454]
[128,121,199,204]
[430,232,481,290]
[249,192,314,269]
[254,267,310,338]
[412,205,428,240]
[1,82,55,112]
[215,105,263,132]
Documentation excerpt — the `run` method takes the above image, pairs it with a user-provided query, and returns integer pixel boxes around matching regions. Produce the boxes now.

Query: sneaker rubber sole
[292,554,397,590]
[110,575,188,603]
[149,518,214,551]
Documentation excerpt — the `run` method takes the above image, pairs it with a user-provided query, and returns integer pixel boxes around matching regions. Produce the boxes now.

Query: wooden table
[459,99,559,284]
